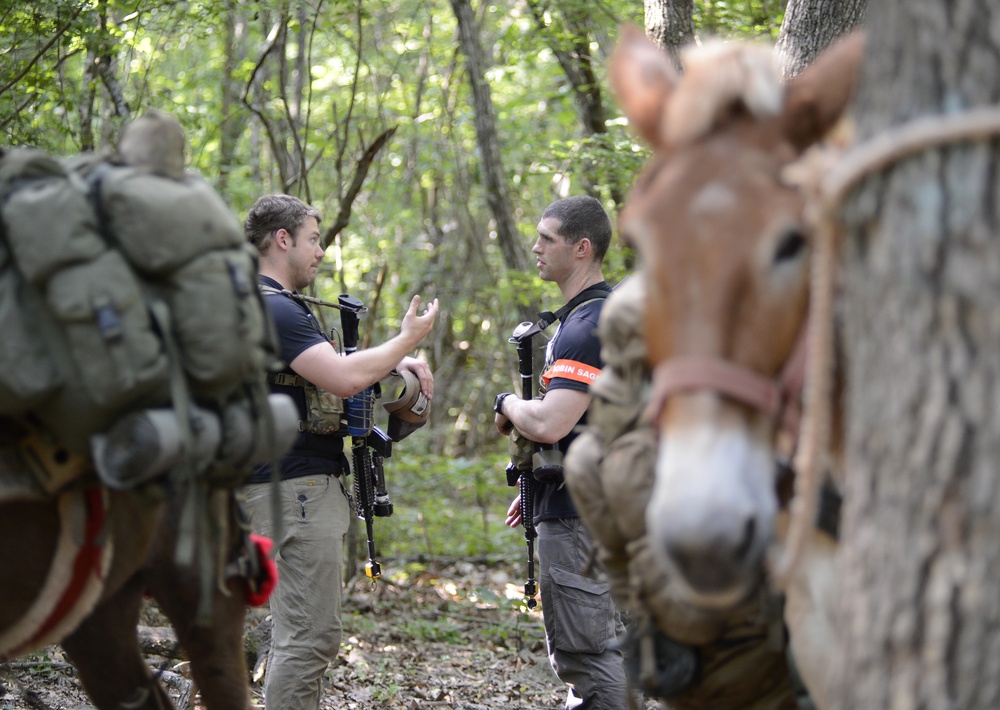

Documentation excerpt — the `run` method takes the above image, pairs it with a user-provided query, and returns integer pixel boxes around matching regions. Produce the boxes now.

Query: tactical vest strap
[513,283,612,344]
[538,283,613,328]
[259,284,345,310]
[268,372,308,387]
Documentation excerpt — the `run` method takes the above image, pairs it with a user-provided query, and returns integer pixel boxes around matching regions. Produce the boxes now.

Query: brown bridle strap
[649,357,781,415]
[645,322,808,428]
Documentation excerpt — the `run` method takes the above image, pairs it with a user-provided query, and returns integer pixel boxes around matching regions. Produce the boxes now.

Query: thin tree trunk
[449,0,526,273]
[526,0,624,204]
[219,1,246,194]
[834,2,1000,708]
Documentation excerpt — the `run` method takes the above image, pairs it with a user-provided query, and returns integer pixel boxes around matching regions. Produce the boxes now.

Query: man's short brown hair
[244,194,321,254]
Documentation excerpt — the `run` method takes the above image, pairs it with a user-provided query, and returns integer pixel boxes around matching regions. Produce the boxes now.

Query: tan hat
[382,370,430,425]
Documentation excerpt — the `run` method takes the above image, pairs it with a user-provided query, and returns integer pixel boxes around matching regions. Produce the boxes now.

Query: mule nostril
[673,548,699,580]
[733,517,756,562]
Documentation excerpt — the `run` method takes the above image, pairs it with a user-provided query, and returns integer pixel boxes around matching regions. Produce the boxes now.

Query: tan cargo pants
[243,473,351,710]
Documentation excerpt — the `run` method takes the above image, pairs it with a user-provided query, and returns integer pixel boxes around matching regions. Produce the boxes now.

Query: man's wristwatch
[494,392,514,416]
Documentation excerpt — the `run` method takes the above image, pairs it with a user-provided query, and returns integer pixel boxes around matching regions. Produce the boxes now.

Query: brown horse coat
[0,463,256,710]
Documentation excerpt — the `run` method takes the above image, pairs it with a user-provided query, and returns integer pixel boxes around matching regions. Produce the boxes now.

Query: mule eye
[773,229,807,263]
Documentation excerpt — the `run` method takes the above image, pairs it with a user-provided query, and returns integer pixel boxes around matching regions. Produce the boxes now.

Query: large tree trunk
[449,0,526,273]
[643,0,693,71]
[776,0,867,78]
[833,3,1000,708]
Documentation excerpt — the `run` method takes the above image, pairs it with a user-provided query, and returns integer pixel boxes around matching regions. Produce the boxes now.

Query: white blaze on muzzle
[647,421,777,606]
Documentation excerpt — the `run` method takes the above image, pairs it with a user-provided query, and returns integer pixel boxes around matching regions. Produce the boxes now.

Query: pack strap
[540,283,613,327]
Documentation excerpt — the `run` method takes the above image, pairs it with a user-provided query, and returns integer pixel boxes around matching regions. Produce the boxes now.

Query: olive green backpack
[0,110,295,494]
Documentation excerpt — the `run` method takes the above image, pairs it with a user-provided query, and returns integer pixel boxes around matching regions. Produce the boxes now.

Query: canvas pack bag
[563,271,796,708]
[0,110,296,493]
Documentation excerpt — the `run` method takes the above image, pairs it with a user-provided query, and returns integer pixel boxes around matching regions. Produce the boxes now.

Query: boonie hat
[382,370,430,440]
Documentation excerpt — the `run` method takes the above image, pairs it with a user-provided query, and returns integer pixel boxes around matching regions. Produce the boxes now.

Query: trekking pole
[509,321,538,609]
[338,295,393,588]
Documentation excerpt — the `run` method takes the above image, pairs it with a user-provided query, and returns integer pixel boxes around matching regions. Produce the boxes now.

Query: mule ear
[610,23,679,148]
[780,32,866,153]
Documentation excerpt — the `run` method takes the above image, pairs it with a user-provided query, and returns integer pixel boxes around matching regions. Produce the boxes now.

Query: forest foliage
[1,0,783,559]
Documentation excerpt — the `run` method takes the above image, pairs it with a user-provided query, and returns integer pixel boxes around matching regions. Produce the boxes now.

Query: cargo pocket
[549,563,615,654]
[0,258,62,414]
[45,250,167,408]
[100,170,244,272]
[302,383,345,434]
[1,156,105,284]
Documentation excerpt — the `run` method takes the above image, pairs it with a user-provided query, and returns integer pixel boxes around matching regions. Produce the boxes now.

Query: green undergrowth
[361,449,517,563]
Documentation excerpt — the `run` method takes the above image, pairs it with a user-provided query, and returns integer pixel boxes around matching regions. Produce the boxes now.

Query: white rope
[772,105,1000,589]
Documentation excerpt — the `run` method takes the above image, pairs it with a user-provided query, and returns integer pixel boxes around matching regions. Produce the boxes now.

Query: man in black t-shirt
[243,194,438,710]
[494,196,636,709]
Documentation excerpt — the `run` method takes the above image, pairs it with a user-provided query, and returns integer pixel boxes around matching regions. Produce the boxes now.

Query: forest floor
[0,560,662,710]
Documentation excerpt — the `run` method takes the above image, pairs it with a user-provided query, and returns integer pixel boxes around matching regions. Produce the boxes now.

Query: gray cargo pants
[537,517,639,710]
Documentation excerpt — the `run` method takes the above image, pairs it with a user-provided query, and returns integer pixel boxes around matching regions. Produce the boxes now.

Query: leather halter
[646,323,808,434]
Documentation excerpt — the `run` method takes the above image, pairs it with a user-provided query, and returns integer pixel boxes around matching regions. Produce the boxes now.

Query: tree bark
[833,3,1000,708]
[526,0,607,139]
[137,625,181,658]
[643,0,693,71]
[525,0,625,205]
[219,1,247,194]
[776,0,867,78]
[449,0,526,273]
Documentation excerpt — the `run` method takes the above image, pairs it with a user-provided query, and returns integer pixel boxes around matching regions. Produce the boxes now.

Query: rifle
[503,285,615,609]
[507,320,540,609]
[338,294,394,587]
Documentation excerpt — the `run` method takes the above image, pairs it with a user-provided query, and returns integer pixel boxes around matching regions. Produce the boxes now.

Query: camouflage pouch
[508,427,533,472]
[301,382,346,435]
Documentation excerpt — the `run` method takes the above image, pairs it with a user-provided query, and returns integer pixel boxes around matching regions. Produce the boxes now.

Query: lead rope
[772,106,1000,589]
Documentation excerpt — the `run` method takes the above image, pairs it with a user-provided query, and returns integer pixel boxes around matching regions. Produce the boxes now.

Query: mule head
[612,25,863,608]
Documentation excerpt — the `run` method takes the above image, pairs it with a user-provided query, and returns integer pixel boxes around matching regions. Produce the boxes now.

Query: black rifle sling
[513,284,612,344]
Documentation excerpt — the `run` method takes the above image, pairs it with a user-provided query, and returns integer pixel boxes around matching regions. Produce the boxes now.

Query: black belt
[289,451,346,477]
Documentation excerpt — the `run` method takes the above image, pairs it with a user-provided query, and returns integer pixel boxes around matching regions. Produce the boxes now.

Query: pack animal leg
[61,578,173,710]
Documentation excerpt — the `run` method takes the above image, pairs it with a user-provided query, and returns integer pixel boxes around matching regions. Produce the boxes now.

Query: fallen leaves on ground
[1,560,624,710]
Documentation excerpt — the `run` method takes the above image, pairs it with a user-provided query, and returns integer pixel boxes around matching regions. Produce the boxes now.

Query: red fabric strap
[542,359,602,387]
[246,533,278,606]
[646,321,809,434]
[24,487,107,649]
